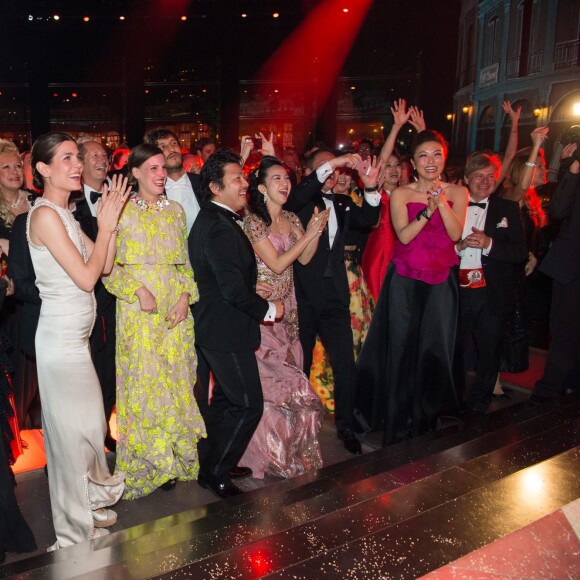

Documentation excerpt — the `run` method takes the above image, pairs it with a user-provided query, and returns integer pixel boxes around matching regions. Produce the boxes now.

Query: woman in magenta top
[356,130,468,445]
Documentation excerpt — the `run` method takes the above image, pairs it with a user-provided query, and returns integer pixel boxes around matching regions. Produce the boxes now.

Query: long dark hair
[247,156,287,227]
[31,132,76,190]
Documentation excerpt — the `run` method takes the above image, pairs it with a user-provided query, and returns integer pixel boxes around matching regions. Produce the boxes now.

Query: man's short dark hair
[199,148,242,203]
[143,128,179,147]
[305,146,335,171]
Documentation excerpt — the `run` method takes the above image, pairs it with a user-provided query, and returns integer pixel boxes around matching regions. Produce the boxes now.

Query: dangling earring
[263,193,267,203]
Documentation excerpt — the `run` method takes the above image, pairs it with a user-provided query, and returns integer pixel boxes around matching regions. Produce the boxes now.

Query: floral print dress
[105,197,206,499]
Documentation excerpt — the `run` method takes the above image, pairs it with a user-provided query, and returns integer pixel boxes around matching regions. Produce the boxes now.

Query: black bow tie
[321,193,335,202]
[90,191,102,204]
[469,201,487,209]
[230,211,243,222]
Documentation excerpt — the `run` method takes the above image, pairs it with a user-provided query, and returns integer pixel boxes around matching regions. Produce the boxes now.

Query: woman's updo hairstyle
[247,155,287,227]
[410,130,449,159]
[31,132,76,191]
[127,143,163,190]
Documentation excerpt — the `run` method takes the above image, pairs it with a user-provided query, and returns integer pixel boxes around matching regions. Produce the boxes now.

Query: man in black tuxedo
[73,140,117,451]
[458,153,527,414]
[144,129,201,234]
[533,150,580,399]
[285,148,381,454]
[189,149,283,498]
[6,211,42,429]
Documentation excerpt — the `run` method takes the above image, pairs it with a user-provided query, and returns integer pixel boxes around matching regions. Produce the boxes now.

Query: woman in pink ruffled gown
[239,155,328,479]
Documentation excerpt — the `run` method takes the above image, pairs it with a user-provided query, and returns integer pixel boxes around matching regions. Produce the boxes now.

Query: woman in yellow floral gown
[105,144,205,499]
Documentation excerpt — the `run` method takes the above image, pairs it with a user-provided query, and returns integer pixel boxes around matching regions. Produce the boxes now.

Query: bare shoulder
[444,183,469,202]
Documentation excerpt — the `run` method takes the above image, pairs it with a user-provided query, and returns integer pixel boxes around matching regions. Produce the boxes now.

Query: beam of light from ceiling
[256,0,374,113]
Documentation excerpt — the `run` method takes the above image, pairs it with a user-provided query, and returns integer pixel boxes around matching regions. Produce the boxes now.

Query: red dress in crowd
[361,189,397,303]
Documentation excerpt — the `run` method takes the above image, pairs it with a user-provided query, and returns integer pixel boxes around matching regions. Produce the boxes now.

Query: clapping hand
[305,207,330,240]
[97,174,131,233]
[465,227,491,250]
[355,154,383,189]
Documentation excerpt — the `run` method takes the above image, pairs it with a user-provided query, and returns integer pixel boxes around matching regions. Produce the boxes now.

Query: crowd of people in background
[1,97,579,558]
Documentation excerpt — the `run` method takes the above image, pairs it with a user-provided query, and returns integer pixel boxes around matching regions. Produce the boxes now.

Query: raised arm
[30,186,128,292]
[496,101,521,187]
[379,98,411,163]
[504,126,549,202]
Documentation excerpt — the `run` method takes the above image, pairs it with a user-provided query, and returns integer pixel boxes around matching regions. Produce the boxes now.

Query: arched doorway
[476,106,495,151]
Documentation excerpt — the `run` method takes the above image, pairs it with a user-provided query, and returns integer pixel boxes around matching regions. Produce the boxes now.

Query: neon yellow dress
[105,196,205,499]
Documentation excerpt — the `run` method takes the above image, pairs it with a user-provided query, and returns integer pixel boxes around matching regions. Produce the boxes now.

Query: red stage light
[256,0,373,113]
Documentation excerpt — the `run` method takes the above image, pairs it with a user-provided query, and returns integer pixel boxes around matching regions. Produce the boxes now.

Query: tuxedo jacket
[285,170,380,309]
[6,213,40,358]
[72,197,116,313]
[540,170,580,285]
[478,195,527,314]
[187,172,202,200]
[188,203,269,352]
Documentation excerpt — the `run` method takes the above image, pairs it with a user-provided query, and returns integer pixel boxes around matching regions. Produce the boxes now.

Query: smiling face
[82,141,109,189]
[382,155,402,189]
[465,164,497,202]
[211,162,249,213]
[131,153,167,199]
[0,151,24,194]
[334,169,353,195]
[37,141,83,193]
[412,141,446,181]
[259,164,292,206]
[156,136,183,172]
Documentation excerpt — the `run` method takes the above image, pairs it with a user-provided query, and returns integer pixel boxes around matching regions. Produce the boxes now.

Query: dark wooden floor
[1,392,579,579]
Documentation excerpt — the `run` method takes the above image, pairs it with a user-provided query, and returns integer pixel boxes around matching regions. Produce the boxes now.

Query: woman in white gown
[27,133,128,549]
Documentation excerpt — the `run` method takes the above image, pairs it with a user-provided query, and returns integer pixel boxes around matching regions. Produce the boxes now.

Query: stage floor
[2,384,579,579]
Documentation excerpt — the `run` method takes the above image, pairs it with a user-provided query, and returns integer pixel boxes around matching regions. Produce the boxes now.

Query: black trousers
[195,346,263,485]
[298,279,355,434]
[534,275,580,397]
[90,304,116,425]
[460,286,506,412]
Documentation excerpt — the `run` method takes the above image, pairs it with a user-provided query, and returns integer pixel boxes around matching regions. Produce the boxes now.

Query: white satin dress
[27,199,124,549]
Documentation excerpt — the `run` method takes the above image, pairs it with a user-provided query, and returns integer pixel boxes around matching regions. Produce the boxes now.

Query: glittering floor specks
[2,395,579,579]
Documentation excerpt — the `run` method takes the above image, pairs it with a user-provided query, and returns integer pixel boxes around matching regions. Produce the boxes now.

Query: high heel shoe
[92,508,117,528]
[160,478,177,491]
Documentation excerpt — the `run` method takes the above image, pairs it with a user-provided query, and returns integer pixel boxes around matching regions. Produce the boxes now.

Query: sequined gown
[27,199,124,549]
[239,212,323,479]
[104,197,206,499]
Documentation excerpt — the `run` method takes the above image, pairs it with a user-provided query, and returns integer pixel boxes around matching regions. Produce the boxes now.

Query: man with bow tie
[285,148,381,454]
[457,153,527,414]
[189,149,283,498]
[73,139,117,451]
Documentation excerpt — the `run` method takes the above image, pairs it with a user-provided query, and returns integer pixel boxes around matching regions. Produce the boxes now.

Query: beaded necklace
[132,194,170,211]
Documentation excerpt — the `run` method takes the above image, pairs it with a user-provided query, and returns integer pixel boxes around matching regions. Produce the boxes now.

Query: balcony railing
[554,39,579,69]
[528,49,543,74]
[506,55,520,79]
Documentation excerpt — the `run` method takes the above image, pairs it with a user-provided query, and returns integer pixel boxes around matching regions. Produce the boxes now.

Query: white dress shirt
[165,172,201,234]
[457,197,493,269]
[315,161,381,247]
[82,180,110,218]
